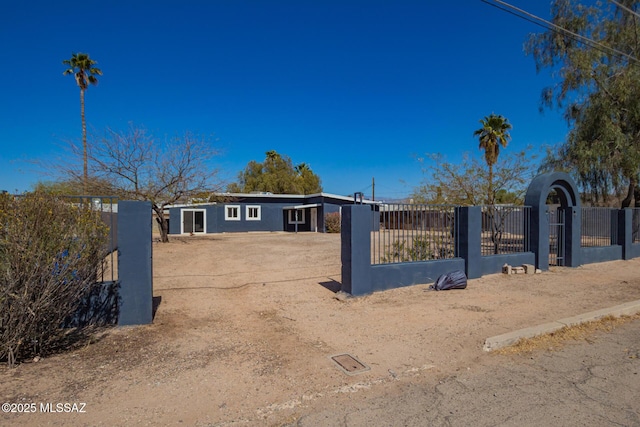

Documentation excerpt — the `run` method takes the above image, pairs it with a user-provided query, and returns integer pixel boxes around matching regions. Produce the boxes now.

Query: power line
[481,0,640,65]
[609,0,640,20]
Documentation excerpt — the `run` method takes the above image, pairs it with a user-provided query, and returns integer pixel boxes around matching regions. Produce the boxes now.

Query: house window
[182,209,206,234]
[225,205,240,221]
[246,205,261,221]
[288,209,305,224]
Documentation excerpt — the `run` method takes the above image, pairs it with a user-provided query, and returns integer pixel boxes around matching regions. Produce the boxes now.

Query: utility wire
[609,0,640,20]
[481,0,640,65]
[480,0,611,58]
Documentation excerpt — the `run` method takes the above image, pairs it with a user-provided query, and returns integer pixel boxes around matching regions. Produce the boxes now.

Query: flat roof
[216,192,378,204]
[282,203,322,210]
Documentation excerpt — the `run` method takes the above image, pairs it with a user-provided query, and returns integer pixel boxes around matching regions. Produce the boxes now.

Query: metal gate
[548,207,565,266]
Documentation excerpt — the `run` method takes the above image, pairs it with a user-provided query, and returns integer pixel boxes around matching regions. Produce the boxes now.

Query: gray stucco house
[168,192,374,234]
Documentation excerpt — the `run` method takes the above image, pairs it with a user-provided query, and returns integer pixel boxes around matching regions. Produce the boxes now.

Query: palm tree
[265,150,280,163]
[63,53,102,194]
[295,163,310,175]
[473,114,512,205]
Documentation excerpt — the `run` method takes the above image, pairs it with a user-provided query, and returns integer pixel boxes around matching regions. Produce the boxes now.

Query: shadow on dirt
[319,280,342,293]
[152,296,162,320]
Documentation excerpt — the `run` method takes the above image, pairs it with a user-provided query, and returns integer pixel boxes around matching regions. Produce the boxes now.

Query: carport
[283,203,321,232]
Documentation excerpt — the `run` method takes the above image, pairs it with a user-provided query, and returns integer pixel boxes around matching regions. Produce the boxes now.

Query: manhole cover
[329,353,370,376]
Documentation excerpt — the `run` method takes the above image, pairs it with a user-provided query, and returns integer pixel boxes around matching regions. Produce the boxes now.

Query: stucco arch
[524,172,582,270]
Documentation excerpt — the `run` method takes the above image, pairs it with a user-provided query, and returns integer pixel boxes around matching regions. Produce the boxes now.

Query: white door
[310,208,318,232]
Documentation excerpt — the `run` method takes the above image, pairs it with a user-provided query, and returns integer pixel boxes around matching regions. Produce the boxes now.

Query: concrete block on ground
[523,264,535,274]
[502,264,512,274]
[512,266,525,274]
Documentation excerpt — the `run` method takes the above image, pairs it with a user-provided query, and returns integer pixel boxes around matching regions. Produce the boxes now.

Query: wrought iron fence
[548,207,565,266]
[480,205,530,256]
[372,204,457,265]
[581,207,616,247]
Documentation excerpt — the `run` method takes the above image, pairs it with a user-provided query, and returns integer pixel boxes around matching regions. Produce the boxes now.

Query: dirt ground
[3,232,640,426]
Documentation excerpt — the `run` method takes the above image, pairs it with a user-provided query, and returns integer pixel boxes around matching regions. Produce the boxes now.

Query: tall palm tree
[473,114,512,205]
[295,163,310,175]
[63,53,102,194]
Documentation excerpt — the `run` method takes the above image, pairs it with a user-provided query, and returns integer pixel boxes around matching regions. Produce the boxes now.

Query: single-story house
[168,192,376,234]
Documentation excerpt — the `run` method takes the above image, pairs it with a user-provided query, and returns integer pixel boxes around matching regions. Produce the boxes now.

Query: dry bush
[0,192,109,367]
[325,212,341,233]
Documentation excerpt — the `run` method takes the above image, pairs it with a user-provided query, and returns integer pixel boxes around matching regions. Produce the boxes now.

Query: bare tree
[413,150,537,254]
[67,125,221,242]
[412,150,535,206]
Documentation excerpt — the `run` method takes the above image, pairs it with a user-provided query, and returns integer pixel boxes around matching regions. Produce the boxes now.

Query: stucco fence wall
[341,172,640,296]
[73,201,153,327]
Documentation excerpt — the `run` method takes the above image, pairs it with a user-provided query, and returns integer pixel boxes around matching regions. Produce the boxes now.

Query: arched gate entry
[524,172,582,270]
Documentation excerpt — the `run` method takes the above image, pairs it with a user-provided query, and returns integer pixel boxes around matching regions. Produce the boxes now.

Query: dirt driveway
[3,232,640,426]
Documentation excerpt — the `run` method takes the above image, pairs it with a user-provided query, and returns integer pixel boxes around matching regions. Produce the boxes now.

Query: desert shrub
[382,239,429,263]
[325,212,341,233]
[406,236,433,261]
[382,240,407,263]
[383,236,444,263]
[0,192,109,367]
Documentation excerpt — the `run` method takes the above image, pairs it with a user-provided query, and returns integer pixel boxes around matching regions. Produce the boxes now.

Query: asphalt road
[295,320,640,427]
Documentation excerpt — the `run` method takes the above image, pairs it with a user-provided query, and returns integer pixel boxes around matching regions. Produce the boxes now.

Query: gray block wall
[117,201,153,326]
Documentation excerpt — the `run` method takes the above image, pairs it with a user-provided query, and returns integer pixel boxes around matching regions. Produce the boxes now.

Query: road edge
[483,299,640,351]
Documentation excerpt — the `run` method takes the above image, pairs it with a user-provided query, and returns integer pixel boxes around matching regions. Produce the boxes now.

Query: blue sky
[0,1,568,200]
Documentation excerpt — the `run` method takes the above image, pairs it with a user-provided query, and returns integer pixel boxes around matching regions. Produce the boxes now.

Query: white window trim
[288,209,305,224]
[225,205,241,221]
[181,209,207,234]
[246,205,261,221]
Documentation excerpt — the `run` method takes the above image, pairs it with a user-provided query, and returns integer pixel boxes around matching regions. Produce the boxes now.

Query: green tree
[473,114,512,205]
[32,180,80,195]
[295,162,322,195]
[63,53,102,194]
[527,0,640,207]
[228,151,323,194]
[33,177,116,196]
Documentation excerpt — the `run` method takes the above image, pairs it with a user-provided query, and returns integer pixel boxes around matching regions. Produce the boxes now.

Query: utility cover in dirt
[330,353,370,375]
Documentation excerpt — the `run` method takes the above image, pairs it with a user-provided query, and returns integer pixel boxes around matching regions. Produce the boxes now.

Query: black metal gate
[548,206,565,266]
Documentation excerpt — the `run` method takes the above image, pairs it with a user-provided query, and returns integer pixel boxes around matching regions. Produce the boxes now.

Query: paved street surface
[295,320,640,427]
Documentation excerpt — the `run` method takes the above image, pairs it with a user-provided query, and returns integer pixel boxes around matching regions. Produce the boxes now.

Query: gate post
[563,206,582,267]
[618,209,632,260]
[341,205,372,296]
[117,201,153,326]
[455,206,481,279]
[527,203,549,271]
